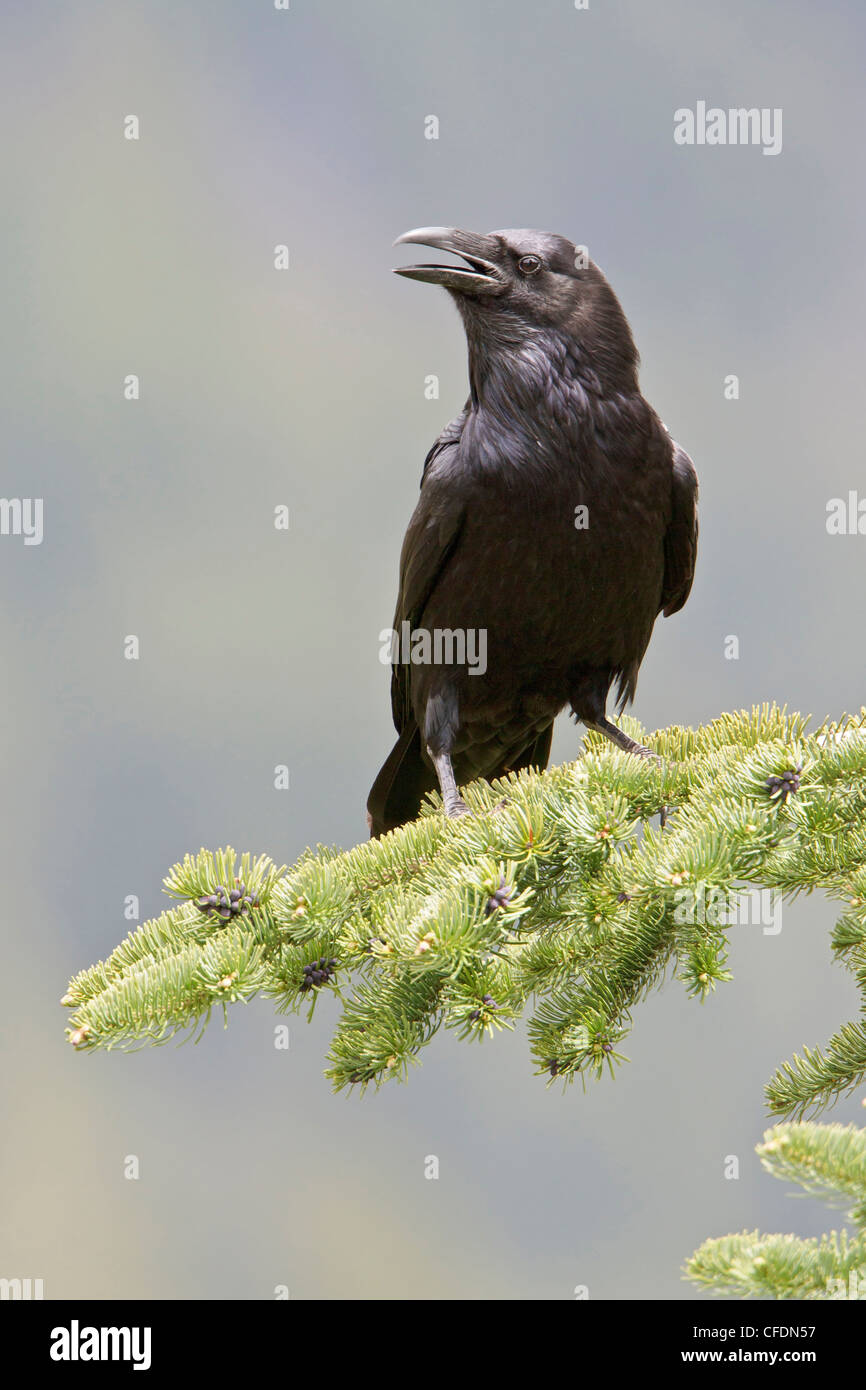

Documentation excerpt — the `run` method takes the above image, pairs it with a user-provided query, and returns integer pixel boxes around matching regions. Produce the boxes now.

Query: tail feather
[510,724,554,777]
[367,724,436,837]
[366,721,555,838]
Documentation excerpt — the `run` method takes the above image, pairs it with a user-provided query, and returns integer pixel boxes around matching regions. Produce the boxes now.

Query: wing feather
[660,443,699,617]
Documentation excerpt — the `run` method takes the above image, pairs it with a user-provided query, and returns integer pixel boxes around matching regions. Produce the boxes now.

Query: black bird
[367,227,698,837]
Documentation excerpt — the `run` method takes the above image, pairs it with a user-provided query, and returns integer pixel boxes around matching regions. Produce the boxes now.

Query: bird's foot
[428,746,471,823]
[585,716,660,762]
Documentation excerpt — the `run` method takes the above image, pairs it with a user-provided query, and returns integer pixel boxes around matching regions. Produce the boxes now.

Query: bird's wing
[660,442,699,617]
[390,419,468,732]
[420,402,469,484]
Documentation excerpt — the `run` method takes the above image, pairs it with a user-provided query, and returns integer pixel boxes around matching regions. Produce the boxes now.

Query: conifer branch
[685,1122,866,1299]
[62,705,866,1112]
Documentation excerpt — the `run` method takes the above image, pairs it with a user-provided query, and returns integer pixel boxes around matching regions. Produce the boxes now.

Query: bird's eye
[517,255,542,276]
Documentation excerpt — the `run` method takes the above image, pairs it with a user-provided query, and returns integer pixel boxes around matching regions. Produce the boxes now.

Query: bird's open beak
[393,227,504,296]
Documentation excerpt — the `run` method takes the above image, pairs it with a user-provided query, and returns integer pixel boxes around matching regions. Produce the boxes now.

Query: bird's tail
[366,720,555,838]
[366,723,437,838]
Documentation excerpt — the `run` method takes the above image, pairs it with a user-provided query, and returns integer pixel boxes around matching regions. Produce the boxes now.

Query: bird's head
[393,226,639,390]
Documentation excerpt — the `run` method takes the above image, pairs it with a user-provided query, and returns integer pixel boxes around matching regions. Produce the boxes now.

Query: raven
[367,227,698,837]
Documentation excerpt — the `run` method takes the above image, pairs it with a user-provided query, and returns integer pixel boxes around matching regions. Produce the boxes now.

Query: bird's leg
[427,746,470,820]
[585,716,660,761]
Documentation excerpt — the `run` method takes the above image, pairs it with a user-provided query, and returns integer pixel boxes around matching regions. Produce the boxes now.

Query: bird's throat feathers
[461,325,639,463]
[457,282,640,443]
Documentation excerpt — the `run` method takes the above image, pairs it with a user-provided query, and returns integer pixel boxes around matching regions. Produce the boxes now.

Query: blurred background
[1,0,865,1299]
